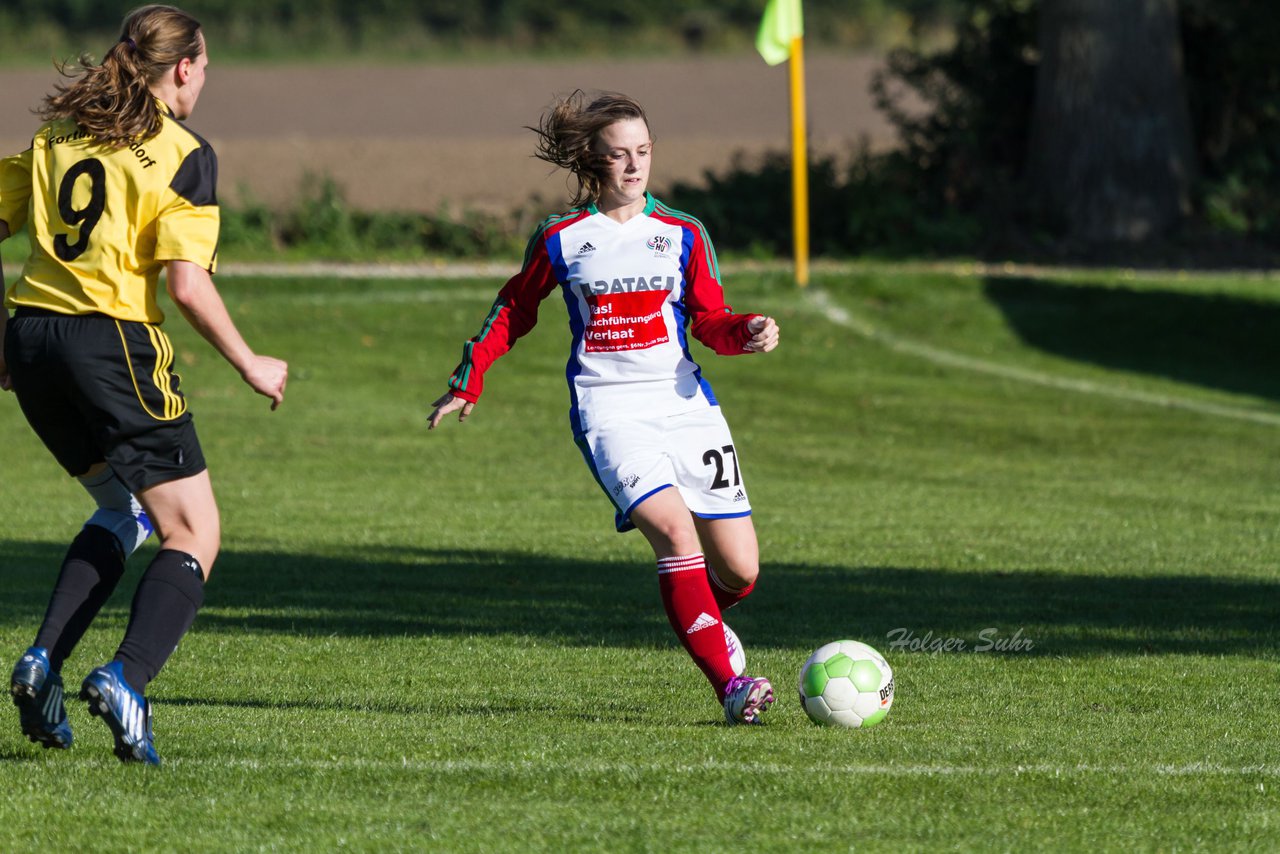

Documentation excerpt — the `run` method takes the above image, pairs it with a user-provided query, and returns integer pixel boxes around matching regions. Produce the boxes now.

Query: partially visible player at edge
[429,91,781,725]
[0,4,287,764]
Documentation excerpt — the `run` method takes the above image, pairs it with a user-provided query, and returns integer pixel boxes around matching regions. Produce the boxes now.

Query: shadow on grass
[3,539,1277,657]
[156,695,662,725]
[159,694,569,718]
[983,277,1280,402]
[0,747,49,762]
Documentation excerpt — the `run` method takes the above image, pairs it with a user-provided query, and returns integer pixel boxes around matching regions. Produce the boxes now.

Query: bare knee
[696,516,759,588]
[157,522,218,575]
[646,518,701,557]
[137,471,221,577]
[195,521,220,573]
[718,561,759,589]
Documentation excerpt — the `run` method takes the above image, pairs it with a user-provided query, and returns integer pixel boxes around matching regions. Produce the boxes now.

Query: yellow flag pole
[788,34,810,288]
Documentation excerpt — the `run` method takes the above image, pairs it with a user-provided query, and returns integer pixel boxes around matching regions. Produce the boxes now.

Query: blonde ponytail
[39,5,203,148]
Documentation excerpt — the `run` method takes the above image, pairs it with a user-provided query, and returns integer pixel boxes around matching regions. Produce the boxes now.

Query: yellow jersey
[0,101,219,323]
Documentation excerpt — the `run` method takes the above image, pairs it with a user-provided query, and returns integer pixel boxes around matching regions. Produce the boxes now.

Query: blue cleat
[80,661,159,766]
[10,646,73,749]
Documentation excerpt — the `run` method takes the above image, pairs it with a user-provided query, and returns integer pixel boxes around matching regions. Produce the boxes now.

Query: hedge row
[0,0,964,58]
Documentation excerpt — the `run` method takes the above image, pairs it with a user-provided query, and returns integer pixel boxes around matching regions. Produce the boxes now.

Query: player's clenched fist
[744,315,779,353]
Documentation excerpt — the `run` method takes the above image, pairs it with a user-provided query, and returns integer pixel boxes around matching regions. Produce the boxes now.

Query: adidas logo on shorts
[732,489,747,502]
[686,612,719,634]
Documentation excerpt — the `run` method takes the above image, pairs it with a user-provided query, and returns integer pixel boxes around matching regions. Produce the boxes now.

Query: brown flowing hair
[39,5,204,149]
[529,91,651,208]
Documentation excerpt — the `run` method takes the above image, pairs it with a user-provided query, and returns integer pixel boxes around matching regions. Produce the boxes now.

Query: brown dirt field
[0,55,902,213]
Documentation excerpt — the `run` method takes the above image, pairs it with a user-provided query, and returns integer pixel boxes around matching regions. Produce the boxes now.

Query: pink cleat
[723,675,775,725]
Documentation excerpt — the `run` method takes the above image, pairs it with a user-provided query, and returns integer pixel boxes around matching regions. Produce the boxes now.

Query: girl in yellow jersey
[0,4,287,765]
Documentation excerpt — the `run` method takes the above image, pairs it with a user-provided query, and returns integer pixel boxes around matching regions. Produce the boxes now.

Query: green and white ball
[798,640,894,728]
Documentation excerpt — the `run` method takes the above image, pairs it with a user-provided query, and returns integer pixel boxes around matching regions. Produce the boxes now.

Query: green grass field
[3,264,1279,850]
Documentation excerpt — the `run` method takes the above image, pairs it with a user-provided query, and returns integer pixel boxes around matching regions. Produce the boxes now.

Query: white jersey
[447,194,758,435]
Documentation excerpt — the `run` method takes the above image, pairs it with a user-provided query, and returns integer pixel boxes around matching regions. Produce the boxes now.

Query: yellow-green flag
[756,0,804,66]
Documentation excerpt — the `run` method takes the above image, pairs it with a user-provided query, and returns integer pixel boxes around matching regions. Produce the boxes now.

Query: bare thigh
[628,485,701,558]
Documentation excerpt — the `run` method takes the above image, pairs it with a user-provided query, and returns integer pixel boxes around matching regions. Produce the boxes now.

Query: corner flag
[756,0,804,66]
[757,0,810,287]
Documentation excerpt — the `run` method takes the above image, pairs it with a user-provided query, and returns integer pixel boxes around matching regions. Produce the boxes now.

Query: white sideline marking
[219,261,514,280]
[217,259,1280,283]
[162,757,1280,777]
[805,288,1280,428]
[214,261,1280,427]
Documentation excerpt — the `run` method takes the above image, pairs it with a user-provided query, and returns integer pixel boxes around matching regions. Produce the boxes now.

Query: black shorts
[5,308,207,492]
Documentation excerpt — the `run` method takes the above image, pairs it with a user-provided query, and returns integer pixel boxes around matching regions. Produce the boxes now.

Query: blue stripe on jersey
[573,435,617,508]
[672,224,718,406]
[622,484,677,532]
[654,200,721,283]
[692,509,752,520]
[546,229,588,436]
[547,227,571,284]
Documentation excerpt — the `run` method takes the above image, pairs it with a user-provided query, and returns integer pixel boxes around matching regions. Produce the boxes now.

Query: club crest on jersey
[647,235,673,256]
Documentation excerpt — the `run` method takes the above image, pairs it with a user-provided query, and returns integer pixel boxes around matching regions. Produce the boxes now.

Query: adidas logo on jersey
[732,489,747,502]
[686,612,720,634]
[576,242,597,255]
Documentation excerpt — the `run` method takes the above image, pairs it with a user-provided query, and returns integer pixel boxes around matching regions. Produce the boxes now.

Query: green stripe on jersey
[653,200,721,282]
[524,209,586,269]
[454,296,508,392]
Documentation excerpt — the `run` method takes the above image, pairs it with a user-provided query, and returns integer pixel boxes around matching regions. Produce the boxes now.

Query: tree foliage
[1026,0,1195,243]
[871,0,1280,250]
[1180,0,1280,239]
[678,0,1280,258]
[873,0,1038,235]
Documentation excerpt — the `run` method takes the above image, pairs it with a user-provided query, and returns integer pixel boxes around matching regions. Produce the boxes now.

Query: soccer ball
[798,640,894,728]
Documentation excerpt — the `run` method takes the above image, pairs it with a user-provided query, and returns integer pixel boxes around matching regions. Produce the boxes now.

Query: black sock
[114,550,205,692]
[34,525,127,672]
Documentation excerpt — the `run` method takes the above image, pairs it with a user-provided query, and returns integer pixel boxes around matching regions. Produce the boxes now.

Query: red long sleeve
[447,228,562,403]
[653,202,758,355]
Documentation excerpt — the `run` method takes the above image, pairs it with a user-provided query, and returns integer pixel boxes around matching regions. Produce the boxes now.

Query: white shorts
[576,406,752,532]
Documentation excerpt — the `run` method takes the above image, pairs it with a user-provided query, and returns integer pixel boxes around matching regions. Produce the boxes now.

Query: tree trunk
[1027,0,1196,243]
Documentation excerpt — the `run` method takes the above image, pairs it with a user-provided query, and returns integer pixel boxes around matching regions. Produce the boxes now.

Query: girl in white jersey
[429,91,781,725]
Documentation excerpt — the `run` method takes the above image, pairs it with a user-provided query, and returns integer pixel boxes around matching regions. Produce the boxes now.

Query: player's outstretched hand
[744,315,780,353]
[428,392,474,430]
[241,354,288,410]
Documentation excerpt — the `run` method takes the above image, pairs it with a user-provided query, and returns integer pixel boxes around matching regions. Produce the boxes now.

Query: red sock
[706,565,755,611]
[657,554,736,697]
